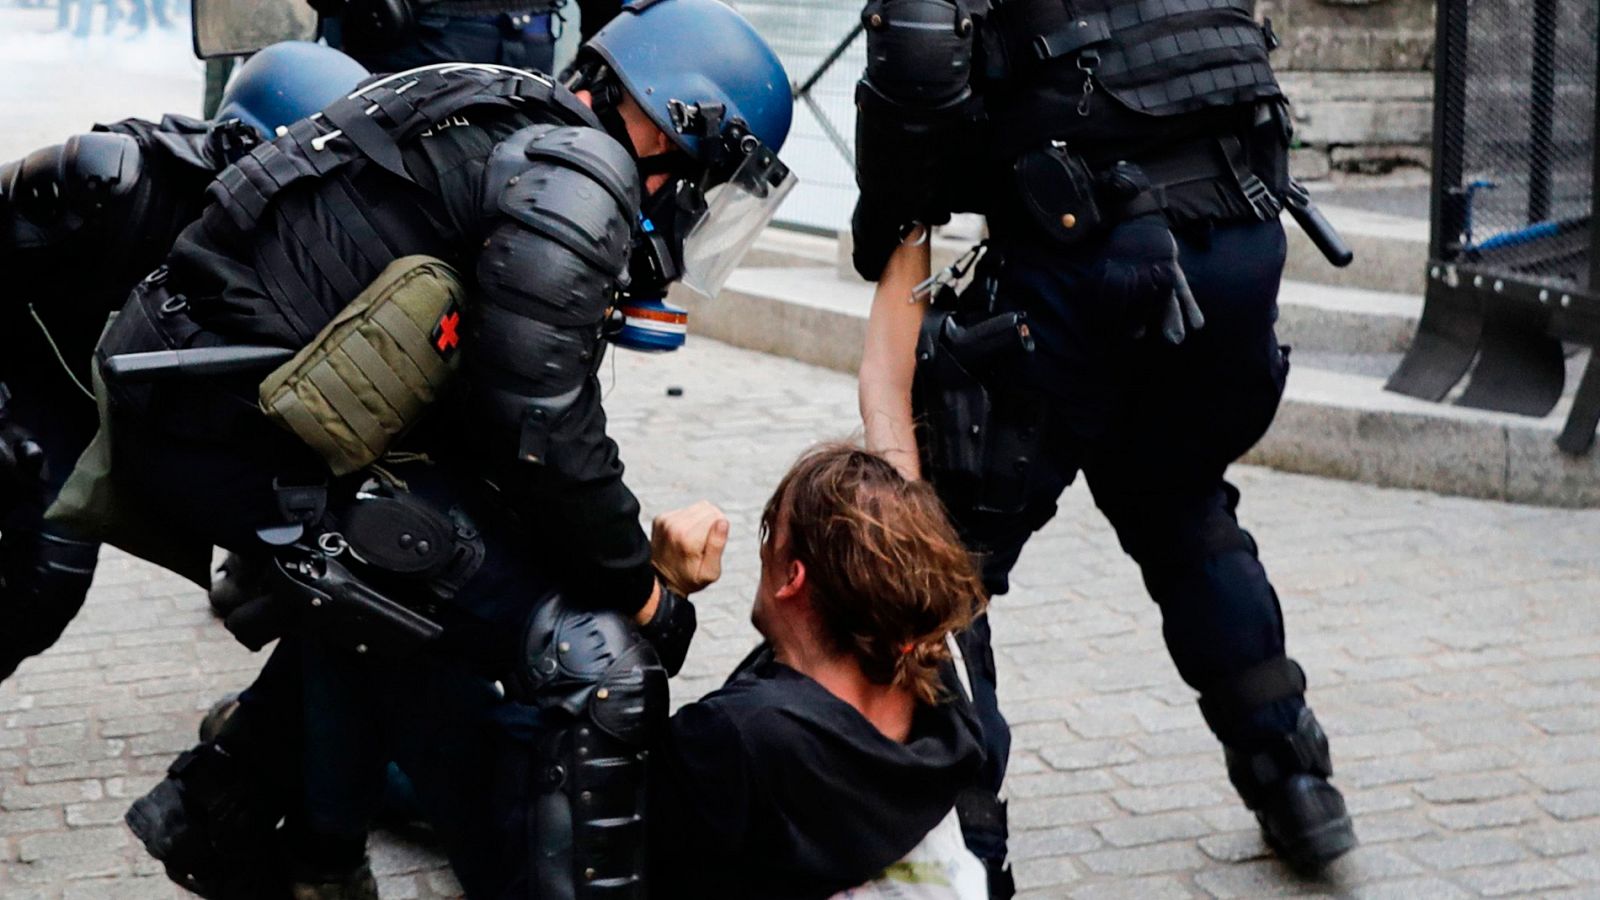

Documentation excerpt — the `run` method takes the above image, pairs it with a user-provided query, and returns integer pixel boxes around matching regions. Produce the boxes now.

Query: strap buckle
[1238,172,1283,221]
[912,242,988,305]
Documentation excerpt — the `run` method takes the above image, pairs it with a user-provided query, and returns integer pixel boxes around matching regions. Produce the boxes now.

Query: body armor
[981,0,1281,118]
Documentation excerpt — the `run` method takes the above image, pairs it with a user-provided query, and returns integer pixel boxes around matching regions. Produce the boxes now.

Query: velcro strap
[369,87,421,130]
[322,98,412,184]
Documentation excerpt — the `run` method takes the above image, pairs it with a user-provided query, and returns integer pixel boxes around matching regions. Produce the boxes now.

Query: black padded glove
[1096,212,1204,345]
[639,583,697,677]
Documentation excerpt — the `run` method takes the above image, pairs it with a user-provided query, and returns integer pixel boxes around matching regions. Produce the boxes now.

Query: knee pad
[504,598,668,899]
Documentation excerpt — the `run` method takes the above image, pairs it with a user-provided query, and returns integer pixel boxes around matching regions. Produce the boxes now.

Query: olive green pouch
[259,255,465,476]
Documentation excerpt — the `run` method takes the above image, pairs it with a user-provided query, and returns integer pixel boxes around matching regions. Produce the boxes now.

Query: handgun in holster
[229,486,484,658]
[914,286,1041,515]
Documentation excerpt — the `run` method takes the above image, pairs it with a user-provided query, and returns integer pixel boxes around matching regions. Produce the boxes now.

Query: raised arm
[858,232,930,481]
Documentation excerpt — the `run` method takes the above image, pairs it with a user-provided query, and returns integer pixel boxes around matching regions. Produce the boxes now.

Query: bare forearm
[858,234,931,481]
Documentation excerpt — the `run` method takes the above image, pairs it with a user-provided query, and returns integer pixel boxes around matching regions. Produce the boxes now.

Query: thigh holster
[913,292,1041,517]
[504,597,668,899]
[227,486,483,655]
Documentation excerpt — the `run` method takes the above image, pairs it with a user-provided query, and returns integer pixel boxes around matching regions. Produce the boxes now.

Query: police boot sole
[1260,812,1357,872]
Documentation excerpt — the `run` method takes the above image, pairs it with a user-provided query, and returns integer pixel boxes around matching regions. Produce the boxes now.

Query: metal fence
[1447,0,1595,289]
[728,1,863,232]
[1387,0,1600,453]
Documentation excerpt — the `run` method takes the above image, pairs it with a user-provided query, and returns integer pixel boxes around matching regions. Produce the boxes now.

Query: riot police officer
[852,0,1356,879]
[312,0,624,74]
[97,1,794,896]
[0,42,370,685]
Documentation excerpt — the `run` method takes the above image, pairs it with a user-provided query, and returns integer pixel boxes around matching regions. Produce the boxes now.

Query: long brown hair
[760,443,986,705]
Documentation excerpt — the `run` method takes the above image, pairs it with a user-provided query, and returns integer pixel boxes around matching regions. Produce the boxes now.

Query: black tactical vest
[981,0,1281,117]
[172,66,595,349]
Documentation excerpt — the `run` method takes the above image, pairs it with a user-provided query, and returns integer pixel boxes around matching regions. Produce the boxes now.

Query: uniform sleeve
[461,124,654,613]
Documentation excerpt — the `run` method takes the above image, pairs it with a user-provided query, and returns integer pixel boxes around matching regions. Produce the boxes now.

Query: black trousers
[938,218,1306,795]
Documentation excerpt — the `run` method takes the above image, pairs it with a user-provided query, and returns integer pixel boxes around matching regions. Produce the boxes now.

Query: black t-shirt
[649,647,985,900]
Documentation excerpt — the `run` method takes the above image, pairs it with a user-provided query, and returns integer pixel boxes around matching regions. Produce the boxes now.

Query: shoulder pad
[522,125,639,215]
[2,132,141,227]
[483,125,640,274]
[483,124,640,219]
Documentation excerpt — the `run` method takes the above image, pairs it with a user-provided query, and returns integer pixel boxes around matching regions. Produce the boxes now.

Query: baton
[1283,181,1354,268]
[102,346,296,383]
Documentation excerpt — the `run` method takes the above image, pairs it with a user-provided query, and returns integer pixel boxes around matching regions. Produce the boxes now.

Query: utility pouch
[259,255,464,477]
[1013,142,1102,246]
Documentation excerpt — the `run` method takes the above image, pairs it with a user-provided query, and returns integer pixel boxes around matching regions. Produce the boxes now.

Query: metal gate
[1387,0,1600,453]
[729,1,863,232]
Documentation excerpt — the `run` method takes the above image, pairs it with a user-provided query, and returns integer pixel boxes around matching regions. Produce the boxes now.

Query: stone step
[1277,202,1432,297]
[1249,364,1600,508]
[689,262,1421,363]
[676,262,1599,507]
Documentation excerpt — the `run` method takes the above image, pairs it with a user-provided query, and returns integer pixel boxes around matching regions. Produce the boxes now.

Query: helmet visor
[678,149,797,299]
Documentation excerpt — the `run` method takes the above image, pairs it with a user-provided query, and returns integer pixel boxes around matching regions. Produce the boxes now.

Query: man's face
[617,92,679,196]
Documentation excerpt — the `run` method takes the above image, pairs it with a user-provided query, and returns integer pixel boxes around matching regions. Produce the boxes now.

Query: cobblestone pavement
[3,340,1600,899]
[3,9,1600,898]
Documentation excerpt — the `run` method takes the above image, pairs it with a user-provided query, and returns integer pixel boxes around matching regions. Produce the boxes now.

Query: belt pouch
[259,255,464,476]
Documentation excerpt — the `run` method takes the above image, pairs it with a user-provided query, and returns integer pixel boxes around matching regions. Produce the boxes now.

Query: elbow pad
[469,125,640,461]
[2,132,142,234]
[854,0,981,273]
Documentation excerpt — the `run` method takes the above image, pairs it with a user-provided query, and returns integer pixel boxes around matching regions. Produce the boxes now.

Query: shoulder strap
[204,66,597,240]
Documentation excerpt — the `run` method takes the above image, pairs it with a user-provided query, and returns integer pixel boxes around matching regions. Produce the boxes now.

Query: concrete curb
[1248,368,1600,508]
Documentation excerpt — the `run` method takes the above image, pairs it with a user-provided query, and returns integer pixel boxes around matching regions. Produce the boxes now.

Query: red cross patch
[431,308,461,357]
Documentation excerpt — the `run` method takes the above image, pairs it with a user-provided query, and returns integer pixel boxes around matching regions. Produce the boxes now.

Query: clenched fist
[651,501,730,596]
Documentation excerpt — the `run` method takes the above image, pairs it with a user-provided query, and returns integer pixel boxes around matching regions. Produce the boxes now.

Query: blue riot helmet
[586,0,792,164]
[214,42,371,140]
[582,0,798,353]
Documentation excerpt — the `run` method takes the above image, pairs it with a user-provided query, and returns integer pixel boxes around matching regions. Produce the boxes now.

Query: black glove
[639,582,697,677]
[1095,212,1204,345]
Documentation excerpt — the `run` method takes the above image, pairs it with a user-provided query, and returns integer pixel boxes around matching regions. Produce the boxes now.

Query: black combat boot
[125,742,289,899]
[1225,708,1356,871]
